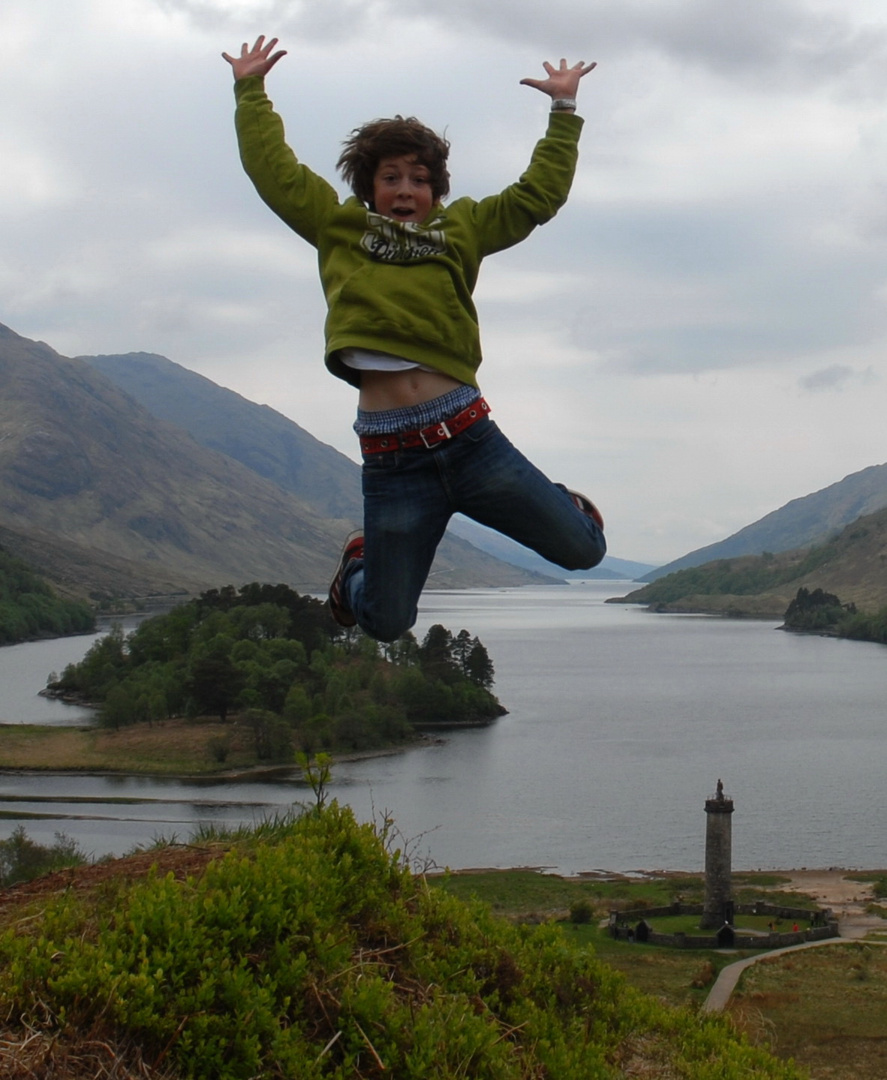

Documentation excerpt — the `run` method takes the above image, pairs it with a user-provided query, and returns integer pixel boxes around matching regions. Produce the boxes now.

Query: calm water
[0,636,101,726]
[1,584,885,872]
[0,616,143,727]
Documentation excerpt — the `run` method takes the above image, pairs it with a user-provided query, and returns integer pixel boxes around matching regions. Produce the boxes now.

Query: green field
[430,868,887,1080]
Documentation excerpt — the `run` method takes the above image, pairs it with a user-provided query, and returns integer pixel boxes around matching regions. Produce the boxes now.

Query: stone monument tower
[701,779,734,929]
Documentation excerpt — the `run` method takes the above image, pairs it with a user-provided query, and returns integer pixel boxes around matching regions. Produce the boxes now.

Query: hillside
[647,461,887,581]
[80,350,643,580]
[0,325,343,598]
[617,504,887,616]
[0,543,94,642]
[80,350,364,521]
[0,324,549,602]
[0,806,804,1080]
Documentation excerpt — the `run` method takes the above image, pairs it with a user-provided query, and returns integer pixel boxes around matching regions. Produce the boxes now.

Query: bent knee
[358,611,417,644]
[563,532,607,572]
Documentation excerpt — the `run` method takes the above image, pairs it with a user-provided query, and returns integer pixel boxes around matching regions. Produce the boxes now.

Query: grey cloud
[625,0,887,87]
[153,0,887,94]
[531,195,885,377]
[155,0,383,40]
[798,364,878,391]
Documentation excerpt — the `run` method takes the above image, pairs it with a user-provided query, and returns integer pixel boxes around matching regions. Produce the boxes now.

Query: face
[372,155,437,223]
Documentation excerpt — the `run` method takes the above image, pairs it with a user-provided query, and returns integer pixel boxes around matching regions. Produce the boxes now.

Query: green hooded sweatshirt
[233,76,583,389]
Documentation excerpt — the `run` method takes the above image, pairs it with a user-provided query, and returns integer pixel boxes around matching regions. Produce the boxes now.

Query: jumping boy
[223,36,606,641]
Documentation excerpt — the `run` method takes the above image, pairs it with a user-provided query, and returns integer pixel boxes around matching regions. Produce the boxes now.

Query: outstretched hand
[520,58,596,101]
[222,35,287,81]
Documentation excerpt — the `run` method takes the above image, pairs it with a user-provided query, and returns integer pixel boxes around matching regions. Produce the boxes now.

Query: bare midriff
[357,368,466,412]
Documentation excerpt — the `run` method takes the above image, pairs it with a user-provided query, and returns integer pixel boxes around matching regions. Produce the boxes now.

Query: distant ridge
[618,503,887,616]
[0,325,339,597]
[646,461,887,581]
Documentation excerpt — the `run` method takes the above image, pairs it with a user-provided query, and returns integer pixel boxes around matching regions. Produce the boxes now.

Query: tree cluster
[0,826,86,888]
[839,607,887,645]
[782,586,852,631]
[0,546,95,644]
[48,585,504,761]
[782,586,887,644]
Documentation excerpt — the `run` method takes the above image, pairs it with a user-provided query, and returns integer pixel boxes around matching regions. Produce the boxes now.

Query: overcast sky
[3,0,887,565]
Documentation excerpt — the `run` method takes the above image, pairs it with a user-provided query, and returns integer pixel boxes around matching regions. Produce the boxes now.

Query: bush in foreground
[0,806,805,1079]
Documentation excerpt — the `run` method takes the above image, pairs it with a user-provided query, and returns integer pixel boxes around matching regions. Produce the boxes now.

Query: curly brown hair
[337,116,451,207]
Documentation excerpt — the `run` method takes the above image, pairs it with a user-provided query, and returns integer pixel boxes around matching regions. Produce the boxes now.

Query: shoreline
[0,718,435,779]
[439,865,887,879]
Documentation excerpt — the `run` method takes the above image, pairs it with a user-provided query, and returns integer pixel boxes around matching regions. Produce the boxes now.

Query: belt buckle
[421,420,451,449]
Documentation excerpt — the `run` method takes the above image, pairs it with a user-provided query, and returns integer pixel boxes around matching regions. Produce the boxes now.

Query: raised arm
[520,58,596,112]
[222,34,287,81]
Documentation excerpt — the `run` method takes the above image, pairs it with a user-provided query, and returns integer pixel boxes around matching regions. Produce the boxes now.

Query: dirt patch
[0,843,224,925]
[769,869,886,939]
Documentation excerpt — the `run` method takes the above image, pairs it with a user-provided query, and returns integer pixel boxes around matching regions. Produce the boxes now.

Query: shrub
[569,898,594,924]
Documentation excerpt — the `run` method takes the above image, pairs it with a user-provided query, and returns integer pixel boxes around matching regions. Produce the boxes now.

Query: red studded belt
[358,397,491,454]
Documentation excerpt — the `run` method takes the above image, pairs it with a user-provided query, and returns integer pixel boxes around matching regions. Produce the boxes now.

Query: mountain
[616,504,887,617]
[646,462,887,581]
[78,350,644,580]
[0,324,546,602]
[80,351,364,522]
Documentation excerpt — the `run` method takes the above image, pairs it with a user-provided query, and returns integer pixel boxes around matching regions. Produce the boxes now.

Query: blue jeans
[341,415,606,641]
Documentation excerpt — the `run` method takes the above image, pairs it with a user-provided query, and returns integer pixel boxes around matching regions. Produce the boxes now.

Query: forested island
[46,583,505,761]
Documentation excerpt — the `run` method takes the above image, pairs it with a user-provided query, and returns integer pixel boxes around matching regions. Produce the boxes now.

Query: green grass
[0,719,270,775]
[565,922,750,1007]
[730,944,887,1079]
[430,868,887,1079]
[430,868,704,919]
[428,870,786,1009]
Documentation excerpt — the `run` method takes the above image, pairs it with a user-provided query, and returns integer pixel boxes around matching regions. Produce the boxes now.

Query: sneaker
[566,489,605,532]
[328,530,364,627]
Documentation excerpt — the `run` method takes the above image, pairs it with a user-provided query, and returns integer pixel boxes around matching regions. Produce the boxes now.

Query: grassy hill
[0,805,805,1079]
[616,504,887,617]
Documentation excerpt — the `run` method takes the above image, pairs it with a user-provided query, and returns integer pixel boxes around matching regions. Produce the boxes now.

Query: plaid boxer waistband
[358,397,491,454]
